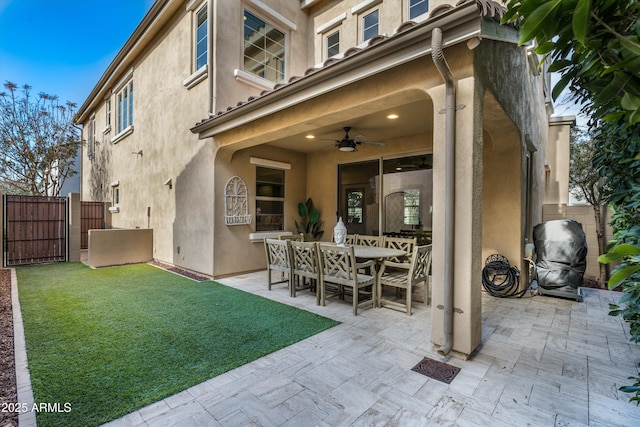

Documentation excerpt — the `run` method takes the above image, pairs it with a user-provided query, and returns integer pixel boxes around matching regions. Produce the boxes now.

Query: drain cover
[411,357,461,384]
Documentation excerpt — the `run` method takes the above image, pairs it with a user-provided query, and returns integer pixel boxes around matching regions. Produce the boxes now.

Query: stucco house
[74,0,573,358]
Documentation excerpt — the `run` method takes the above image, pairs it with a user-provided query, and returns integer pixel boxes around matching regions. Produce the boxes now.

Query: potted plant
[295,198,324,241]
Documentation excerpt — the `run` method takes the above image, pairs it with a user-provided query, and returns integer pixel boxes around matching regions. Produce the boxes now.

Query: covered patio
[106,271,640,426]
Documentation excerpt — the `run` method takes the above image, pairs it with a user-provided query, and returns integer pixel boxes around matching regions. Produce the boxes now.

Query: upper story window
[409,0,429,19]
[116,80,133,134]
[362,9,379,42]
[105,99,111,130]
[87,116,95,160]
[195,5,208,70]
[243,10,285,84]
[326,30,340,58]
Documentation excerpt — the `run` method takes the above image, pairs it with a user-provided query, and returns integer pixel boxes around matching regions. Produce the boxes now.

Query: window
[195,5,207,70]
[409,0,429,19]
[116,80,133,134]
[347,189,364,224]
[404,189,420,225]
[105,99,111,129]
[256,167,285,231]
[243,10,285,83]
[113,186,120,206]
[87,116,95,159]
[326,30,340,58]
[362,9,379,42]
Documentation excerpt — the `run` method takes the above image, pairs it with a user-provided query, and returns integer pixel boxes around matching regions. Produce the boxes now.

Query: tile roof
[193,0,513,130]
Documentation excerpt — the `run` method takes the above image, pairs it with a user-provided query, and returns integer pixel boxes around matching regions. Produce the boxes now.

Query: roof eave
[190,0,498,138]
[73,0,174,125]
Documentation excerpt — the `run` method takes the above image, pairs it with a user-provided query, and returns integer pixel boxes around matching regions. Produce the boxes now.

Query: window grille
[225,176,252,225]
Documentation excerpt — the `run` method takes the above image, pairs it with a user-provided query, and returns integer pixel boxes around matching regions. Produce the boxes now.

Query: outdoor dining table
[351,245,408,260]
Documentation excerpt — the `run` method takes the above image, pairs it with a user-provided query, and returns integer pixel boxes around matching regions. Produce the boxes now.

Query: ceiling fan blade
[360,141,385,146]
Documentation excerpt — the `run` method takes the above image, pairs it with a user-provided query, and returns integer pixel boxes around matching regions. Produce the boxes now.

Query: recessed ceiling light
[387,114,399,119]
[305,134,315,139]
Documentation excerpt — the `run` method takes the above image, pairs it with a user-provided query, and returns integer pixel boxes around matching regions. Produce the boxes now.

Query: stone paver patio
[96,269,640,426]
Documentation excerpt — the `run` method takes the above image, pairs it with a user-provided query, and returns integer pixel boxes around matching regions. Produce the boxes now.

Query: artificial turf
[16,262,339,426]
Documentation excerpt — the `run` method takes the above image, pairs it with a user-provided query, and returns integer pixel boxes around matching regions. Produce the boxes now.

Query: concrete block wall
[542,204,613,280]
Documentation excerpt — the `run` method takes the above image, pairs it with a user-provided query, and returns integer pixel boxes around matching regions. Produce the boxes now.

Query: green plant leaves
[573,0,591,45]
[518,0,562,45]
[598,243,640,263]
[608,265,640,290]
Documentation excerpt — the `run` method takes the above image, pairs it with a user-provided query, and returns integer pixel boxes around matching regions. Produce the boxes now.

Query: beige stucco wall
[80,3,214,275]
[308,0,458,65]
[546,116,574,205]
[88,229,153,268]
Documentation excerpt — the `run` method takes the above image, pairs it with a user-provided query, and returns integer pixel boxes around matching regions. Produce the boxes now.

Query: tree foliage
[0,82,81,196]
[503,0,640,126]
[569,127,608,284]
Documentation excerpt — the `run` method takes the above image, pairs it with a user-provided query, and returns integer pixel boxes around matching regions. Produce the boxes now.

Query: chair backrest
[279,233,304,241]
[289,240,319,278]
[317,243,357,285]
[264,238,291,271]
[357,235,381,247]
[384,236,417,261]
[346,234,357,245]
[409,244,432,284]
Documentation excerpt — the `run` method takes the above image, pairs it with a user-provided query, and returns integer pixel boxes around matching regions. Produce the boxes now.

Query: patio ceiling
[258,98,433,154]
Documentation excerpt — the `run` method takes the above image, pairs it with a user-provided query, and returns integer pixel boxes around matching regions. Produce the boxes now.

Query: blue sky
[0,0,154,107]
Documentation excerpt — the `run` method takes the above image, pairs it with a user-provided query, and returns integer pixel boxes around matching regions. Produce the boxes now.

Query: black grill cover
[533,220,587,289]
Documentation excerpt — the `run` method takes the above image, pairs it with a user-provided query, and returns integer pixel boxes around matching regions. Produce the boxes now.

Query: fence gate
[3,195,68,266]
[81,201,106,249]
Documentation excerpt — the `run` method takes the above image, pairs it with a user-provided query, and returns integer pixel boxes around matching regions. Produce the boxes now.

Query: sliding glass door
[338,154,432,242]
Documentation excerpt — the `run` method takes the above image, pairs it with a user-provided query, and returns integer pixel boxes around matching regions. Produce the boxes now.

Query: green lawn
[17,262,339,427]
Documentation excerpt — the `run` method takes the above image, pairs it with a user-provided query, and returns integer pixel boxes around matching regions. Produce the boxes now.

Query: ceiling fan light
[339,145,356,152]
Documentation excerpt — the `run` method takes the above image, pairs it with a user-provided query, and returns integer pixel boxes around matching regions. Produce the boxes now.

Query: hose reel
[482,254,529,298]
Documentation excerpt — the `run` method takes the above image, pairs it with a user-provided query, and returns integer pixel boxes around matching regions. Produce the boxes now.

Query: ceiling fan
[324,127,385,152]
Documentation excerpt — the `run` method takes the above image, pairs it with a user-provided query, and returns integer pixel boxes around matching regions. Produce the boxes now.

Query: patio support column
[428,76,483,358]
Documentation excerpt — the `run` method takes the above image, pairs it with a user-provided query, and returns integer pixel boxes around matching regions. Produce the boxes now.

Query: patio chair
[289,240,320,303]
[317,243,376,315]
[279,233,304,241]
[383,236,417,263]
[377,244,432,315]
[357,235,382,247]
[332,233,357,244]
[264,238,291,292]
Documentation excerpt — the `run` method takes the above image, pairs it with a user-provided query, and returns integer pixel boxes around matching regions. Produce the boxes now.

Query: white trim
[249,231,292,241]
[186,0,206,12]
[351,0,382,15]
[112,68,134,94]
[183,65,208,89]
[234,69,275,91]
[111,125,134,144]
[317,12,347,34]
[110,180,120,187]
[247,0,297,31]
[109,207,120,213]
[250,157,291,170]
[102,125,111,135]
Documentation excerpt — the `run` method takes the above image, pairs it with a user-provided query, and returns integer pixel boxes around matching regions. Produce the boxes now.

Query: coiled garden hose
[482,254,530,298]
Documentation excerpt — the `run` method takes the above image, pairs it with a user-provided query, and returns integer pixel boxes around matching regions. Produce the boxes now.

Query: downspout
[431,28,455,357]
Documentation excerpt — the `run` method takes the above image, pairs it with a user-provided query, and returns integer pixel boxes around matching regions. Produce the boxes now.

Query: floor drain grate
[411,357,461,384]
